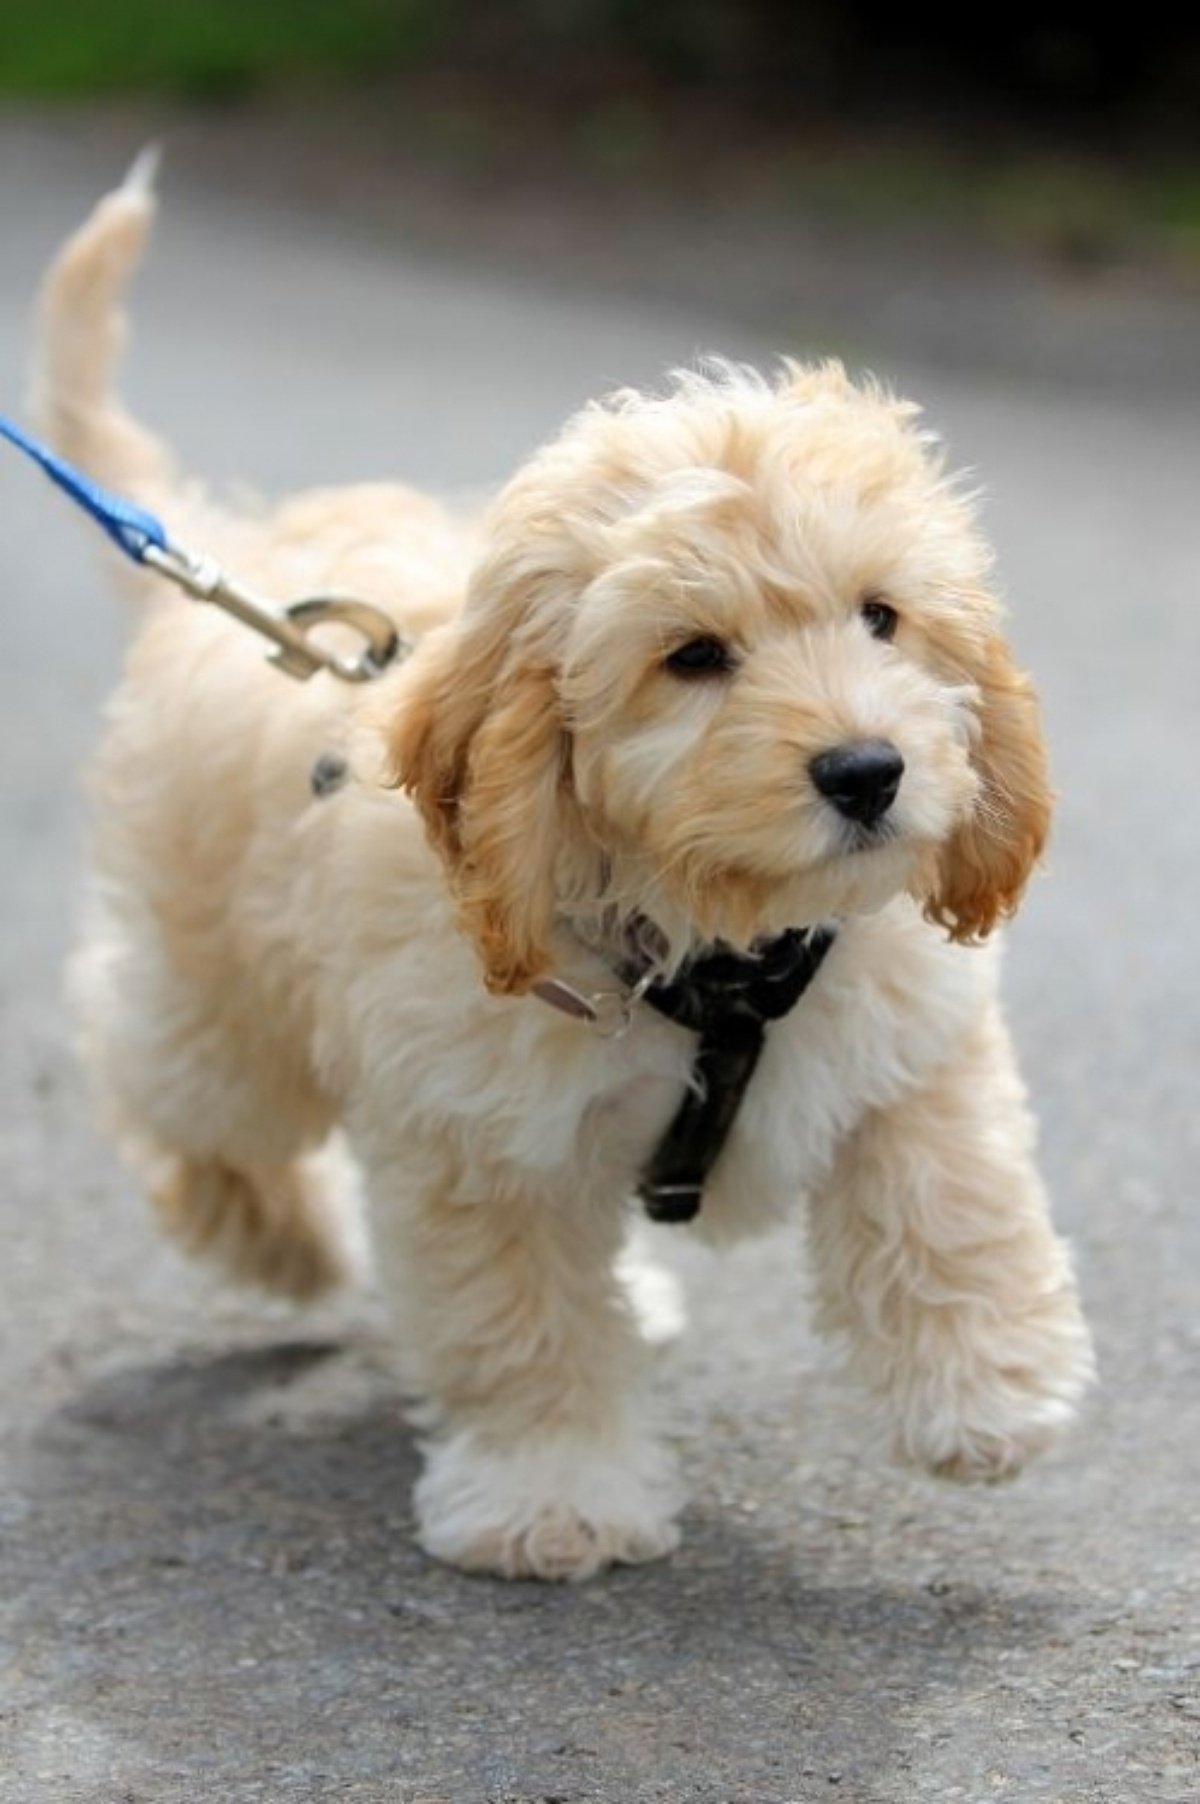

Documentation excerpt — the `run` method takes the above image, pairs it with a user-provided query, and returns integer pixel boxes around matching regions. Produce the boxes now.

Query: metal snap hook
[143,542,408,683]
[282,595,406,683]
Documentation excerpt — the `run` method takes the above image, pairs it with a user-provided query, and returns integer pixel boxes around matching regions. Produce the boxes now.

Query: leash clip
[143,542,408,683]
[0,411,407,684]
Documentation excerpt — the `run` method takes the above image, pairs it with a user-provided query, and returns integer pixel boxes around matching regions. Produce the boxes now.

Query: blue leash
[0,411,404,682]
[0,411,168,562]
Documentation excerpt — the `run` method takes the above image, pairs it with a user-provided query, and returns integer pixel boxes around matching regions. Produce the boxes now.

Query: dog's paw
[434,1501,681,1583]
[890,1290,1096,1484]
[921,1415,1066,1484]
[414,1428,682,1581]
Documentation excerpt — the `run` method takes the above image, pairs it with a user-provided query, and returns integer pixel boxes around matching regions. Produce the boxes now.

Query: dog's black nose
[809,740,904,826]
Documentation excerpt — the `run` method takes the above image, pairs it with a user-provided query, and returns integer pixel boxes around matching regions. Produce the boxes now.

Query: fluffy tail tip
[121,142,162,206]
[31,146,170,488]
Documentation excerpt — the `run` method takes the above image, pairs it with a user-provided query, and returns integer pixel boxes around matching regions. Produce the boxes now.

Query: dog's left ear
[387,597,575,997]
[925,631,1053,942]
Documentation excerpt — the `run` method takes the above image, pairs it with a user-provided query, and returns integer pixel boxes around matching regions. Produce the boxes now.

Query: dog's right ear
[387,589,578,998]
[388,615,501,866]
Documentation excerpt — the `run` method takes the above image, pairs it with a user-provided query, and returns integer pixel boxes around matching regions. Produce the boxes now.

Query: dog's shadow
[15,1337,1066,1799]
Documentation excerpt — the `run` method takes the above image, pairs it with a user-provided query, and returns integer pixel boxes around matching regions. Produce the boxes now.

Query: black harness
[627,925,837,1223]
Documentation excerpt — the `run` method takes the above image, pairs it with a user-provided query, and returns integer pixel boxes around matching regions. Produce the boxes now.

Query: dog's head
[389,361,1050,994]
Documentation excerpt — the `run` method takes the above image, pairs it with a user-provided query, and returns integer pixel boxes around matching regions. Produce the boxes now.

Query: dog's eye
[860,598,899,642]
[664,635,735,676]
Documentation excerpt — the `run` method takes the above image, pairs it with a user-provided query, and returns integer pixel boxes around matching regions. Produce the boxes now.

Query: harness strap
[632,925,837,1222]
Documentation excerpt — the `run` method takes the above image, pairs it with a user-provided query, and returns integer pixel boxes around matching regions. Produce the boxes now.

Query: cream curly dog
[37,170,1093,1580]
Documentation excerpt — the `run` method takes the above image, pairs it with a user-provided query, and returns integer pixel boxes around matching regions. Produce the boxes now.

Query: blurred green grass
[765,141,1200,269]
[0,0,438,97]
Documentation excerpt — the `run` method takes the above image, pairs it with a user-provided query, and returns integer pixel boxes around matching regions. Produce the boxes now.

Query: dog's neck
[533,900,834,1036]
[537,842,837,1033]
[569,906,672,978]
[530,906,674,1033]
[535,905,839,1222]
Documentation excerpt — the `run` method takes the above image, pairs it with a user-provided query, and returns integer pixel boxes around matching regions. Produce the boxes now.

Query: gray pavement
[2,113,1199,1804]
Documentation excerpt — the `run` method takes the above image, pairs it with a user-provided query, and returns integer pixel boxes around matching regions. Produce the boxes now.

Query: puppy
[37,170,1093,1581]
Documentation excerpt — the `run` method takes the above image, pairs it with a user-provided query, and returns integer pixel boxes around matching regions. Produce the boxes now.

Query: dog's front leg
[366,1145,681,1580]
[808,1005,1094,1480]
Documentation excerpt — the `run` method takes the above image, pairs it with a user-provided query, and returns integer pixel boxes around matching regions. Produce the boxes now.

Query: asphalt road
[2,113,1199,1804]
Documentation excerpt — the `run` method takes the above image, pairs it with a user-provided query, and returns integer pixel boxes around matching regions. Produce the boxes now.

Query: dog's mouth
[836,816,902,856]
[787,814,918,915]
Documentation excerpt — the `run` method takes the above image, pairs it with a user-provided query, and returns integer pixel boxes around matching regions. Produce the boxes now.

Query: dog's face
[391,362,1050,993]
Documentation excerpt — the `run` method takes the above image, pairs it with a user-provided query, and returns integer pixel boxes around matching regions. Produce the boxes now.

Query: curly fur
[40,170,1092,1581]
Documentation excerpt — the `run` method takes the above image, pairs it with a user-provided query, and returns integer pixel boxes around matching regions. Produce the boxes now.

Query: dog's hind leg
[71,919,366,1303]
[149,1145,364,1303]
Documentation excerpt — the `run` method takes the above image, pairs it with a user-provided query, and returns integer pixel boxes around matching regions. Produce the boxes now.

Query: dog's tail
[31,147,175,505]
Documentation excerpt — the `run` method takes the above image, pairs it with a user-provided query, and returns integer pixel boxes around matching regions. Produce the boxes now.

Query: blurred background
[3,10,1200,1804]
[2,2,1200,392]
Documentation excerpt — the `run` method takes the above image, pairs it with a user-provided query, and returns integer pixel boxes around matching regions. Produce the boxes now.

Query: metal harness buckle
[531,967,658,1039]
